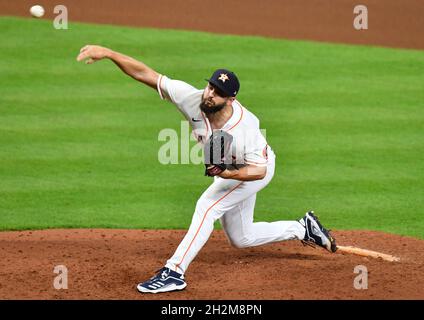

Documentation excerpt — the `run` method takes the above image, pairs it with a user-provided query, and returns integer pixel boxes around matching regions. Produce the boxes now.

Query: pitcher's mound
[0,229,423,299]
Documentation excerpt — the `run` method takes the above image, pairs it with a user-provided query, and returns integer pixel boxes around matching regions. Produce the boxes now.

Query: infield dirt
[0,229,423,299]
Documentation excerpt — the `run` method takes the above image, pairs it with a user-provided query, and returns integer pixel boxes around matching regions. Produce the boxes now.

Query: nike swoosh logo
[191,118,202,122]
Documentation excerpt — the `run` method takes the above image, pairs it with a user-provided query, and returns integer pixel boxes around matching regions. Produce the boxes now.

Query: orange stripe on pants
[175,181,243,271]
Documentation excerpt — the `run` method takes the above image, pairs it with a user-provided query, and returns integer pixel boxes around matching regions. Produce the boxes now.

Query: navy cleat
[137,267,187,294]
[299,211,337,253]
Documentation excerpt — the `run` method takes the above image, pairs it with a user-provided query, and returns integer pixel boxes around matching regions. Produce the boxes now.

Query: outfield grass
[0,17,423,238]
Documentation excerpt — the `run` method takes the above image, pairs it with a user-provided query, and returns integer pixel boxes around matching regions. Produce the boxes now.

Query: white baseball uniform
[157,75,306,275]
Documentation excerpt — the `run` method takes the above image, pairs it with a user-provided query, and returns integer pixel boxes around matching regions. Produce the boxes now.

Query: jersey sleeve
[157,74,199,110]
[244,129,268,167]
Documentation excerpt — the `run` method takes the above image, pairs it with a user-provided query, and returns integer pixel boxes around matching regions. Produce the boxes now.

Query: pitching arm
[76,45,159,89]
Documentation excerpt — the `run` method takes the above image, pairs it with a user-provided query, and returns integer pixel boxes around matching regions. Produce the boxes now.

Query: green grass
[0,17,423,238]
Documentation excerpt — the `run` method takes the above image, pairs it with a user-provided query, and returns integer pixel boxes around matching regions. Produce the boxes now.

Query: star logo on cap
[218,73,229,83]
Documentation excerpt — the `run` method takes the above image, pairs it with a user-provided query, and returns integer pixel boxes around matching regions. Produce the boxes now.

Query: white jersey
[144,75,305,278]
[157,75,272,167]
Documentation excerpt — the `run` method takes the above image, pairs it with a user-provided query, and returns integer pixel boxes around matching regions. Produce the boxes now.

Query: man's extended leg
[137,177,245,294]
[165,178,244,275]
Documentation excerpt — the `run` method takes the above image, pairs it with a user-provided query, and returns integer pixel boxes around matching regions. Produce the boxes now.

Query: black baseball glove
[204,130,233,177]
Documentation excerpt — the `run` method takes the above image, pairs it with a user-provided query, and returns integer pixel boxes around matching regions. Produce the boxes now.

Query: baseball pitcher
[77,45,337,294]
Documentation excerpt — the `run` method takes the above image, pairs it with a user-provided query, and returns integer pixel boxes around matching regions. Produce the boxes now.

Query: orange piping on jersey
[227,101,244,132]
[175,181,244,272]
[157,75,164,100]
[263,144,269,160]
[245,145,270,166]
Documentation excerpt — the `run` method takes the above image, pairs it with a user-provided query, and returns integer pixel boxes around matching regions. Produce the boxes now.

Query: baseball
[30,5,45,18]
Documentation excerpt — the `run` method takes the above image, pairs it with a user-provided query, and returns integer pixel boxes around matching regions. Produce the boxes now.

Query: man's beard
[200,100,226,114]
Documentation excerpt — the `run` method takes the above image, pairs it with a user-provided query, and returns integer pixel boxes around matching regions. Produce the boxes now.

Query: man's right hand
[76,45,112,64]
[75,45,159,89]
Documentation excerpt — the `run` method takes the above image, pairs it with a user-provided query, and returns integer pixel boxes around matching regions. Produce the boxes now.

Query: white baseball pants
[165,149,306,275]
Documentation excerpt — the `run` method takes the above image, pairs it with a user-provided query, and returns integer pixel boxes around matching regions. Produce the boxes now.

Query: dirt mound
[0,229,422,299]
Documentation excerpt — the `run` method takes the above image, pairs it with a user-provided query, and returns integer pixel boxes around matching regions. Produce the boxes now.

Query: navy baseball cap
[206,69,240,97]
